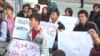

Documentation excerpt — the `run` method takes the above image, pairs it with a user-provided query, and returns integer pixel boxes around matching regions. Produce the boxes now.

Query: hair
[78,10,88,17]
[65,7,73,16]
[52,50,66,56]
[28,8,37,13]
[42,7,50,15]
[6,5,13,11]
[0,3,4,8]
[22,3,30,9]
[29,13,41,22]
[51,9,60,16]
[35,4,40,10]
[93,3,100,9]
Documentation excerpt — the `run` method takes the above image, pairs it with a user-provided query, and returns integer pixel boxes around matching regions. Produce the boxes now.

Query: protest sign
[8,39,40,56]
[12,17,30,39]
[24,0,38,3]
[58,31,93,56]
[40,21,58,48]
[58,16,78,31]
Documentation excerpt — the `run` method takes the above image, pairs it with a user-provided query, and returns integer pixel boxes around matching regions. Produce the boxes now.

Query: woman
[4,5,15,39]
[41,7,50,22]
[27,8,37,18]
[64,7,73,16]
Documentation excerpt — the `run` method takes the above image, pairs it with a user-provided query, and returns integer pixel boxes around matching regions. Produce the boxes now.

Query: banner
[40,21,58,48]
[58,31,93,56]
[12,17,30,39]
[8,39,40,56]
[58,16,78,31]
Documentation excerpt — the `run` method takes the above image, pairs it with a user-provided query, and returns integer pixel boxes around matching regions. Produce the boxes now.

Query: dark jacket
[93,11,100,31]
[17,11,28,18]
[73,21,98,32]
[89,11,97,21]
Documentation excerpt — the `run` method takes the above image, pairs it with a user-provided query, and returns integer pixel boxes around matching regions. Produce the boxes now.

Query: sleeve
[94,44,100,51]
[0,21,7,41]
[58,22,65,30]
[73,25,78,31]
[41,31,49,56]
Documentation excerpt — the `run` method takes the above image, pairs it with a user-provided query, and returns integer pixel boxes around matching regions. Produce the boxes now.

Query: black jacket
[17,11,28,18]
[73,21,98,32]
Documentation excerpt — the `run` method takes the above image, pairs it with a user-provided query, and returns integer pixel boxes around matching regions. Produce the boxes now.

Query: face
[34,6,39,12]
[0,6,4,11]
[28,9,32,16]
[65,10,70,16]
[6,8,13,16]
[23,6,29,12]
[29,18,39,28]
[42,8,48,14]
[50,12,59,22]
[78,13,88,24]
[94,6,100,12]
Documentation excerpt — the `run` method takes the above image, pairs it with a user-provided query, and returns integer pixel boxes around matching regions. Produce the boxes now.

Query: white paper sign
[24,0,38,3]
[58,16,78,31]
[12,17,30,39]
[40,21,58,48]
[58,31,93,56]
[8,39,40,56]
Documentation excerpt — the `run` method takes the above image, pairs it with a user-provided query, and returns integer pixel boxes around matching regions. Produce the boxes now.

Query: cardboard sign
[58,31,93,56]
[8,39,40,56]
[40,21,58,48]
[12,17,30,39]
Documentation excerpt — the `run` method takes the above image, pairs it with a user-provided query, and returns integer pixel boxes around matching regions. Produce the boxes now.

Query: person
[0,0,11,9]
[89,3,100,31]
[0,18,8,55]
[52,50,66,56]
[89,3,100,21]
[4,5,15,39]
[73,10,98,32]
[80,0,84,8]
[89,29,100,56]
[0,3,5,19]
[29,13,49,56]
[17,3,30,18]
[34,4,40,14]
[50,10,65,51]
[41,7,50,22]
[89,29,100,51]
[27,8,37,18]
[15,0,23,15]
[64,7,73,16]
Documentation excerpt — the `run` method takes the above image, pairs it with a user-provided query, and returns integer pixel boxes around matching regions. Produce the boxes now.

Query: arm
[41,31,49,56]
[0,21,7,41]
[89,29,100,51]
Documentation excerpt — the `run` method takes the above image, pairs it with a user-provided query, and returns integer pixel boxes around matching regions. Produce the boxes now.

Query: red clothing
[32,29,40,40]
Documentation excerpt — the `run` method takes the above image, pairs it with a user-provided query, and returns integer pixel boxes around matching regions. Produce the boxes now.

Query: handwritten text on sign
[58,31,93,56]
[12,17,30,39]
[8,39,40,56]
[40,21,58,48]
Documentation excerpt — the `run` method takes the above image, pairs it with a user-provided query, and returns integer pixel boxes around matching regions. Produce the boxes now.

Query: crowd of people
[0,0,100,56]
